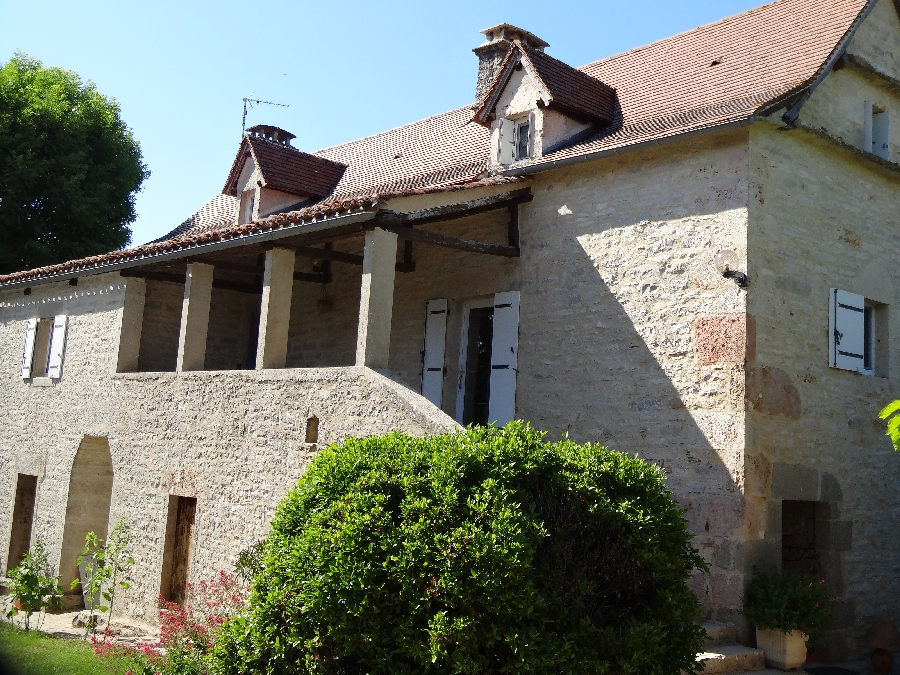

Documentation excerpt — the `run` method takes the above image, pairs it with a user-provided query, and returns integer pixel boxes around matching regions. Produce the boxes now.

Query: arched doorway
[59,437,113,609]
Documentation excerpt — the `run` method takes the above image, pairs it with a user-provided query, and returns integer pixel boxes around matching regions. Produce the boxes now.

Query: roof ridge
[576,0,793,72]
[311,105,477,156]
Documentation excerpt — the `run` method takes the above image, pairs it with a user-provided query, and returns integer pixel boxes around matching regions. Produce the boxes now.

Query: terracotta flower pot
[756,628,808,671]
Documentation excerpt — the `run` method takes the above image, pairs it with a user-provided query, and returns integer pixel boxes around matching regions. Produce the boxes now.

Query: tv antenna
[242,95,290,134]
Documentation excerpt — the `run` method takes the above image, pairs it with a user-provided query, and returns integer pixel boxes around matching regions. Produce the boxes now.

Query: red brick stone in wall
[694,314,754,365]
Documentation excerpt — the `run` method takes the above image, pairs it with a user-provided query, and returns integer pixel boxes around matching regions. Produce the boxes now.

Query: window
[495,117,532,165]
[514,118,530,161]
[21,315,68,380]
[864,101,890,160]
[829,289,887,376]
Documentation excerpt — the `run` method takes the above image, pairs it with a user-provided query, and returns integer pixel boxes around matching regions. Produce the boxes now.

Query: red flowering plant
[93,571,248,675]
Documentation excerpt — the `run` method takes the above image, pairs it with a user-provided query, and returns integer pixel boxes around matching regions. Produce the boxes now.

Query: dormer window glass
[515,118,530,161]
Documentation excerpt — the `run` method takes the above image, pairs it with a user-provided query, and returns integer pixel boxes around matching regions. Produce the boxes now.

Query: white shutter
[864,101,874,153]
[21,318,37,379]
[873,111,890,160]
[46,315,68,379]
[488,291,520,426]
[497,119,515,165]
[830,289,865,372]
[421,299,448,407]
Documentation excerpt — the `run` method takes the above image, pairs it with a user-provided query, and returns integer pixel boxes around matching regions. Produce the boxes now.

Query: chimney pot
[473,24,548,103]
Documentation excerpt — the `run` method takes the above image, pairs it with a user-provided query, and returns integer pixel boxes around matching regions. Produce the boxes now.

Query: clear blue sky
[1,0,763,246]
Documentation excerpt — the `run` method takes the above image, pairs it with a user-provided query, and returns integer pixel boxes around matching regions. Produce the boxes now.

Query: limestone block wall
[0,273,456,619]
[510,130,752,624]
[800,68,900,162]
[747,121,900,659]
[847,0,900,83]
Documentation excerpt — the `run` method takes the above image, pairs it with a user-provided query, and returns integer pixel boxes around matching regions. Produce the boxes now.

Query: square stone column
[356,227,398,369]
[116,277,146,373]
[256,247,296,370]
[176,262,214,372]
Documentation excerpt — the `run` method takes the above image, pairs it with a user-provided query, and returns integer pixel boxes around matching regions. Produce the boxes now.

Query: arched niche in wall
[59,436,114,609]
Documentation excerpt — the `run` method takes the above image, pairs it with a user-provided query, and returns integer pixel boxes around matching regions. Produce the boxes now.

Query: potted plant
[744,569,832,671]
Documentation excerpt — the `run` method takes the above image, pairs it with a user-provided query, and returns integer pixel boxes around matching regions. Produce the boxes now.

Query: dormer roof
[473,42,617,127]
[223,134,348,198]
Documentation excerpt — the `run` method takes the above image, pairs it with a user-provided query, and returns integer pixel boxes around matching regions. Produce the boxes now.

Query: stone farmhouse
[2,0,900,660]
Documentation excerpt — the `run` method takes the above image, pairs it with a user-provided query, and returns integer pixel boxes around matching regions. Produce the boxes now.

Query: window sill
[30,377,53,387]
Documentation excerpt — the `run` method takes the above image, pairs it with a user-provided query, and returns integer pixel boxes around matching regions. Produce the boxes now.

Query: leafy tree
[879,400,900,451]
[0,52,149,274]
[212,423,707,675]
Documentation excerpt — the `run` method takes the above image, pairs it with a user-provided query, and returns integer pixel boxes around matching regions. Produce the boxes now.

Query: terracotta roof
[153,194,237,242]
[1,0,874,286]
[533,0,870,164]
[474,42,617,126]
[223,136,347,198]
[314,106,491,199]
[0,177,524,286]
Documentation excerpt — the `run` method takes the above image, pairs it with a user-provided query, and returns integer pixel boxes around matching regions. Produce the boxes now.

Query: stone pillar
[116,277,146,373]
[256,247,296,370]
[355,227,398,369]
[176,263,214,372]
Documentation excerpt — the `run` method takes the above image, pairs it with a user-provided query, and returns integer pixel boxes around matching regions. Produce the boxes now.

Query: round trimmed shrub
[211,423,706,675]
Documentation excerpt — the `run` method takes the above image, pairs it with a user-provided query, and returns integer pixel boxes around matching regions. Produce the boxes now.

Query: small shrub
[3,540,61,631]
[73,515,135,637]
[95,570,248,675]
[744,568,832,640]
[211,422,707,675]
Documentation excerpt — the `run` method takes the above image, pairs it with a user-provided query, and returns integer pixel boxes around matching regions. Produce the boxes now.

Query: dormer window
[473,29,615,170]
[515,118,531,161]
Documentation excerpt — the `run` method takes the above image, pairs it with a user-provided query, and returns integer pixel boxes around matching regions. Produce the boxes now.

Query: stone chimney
[246,124,296,146]
[473,24,549,103]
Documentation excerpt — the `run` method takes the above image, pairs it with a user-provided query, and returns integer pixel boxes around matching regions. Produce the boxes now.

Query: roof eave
[0,210,378,291]
[502,116,755,177]
[758,0,879,124]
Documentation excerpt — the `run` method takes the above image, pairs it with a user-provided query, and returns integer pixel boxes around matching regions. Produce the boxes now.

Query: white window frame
[514,116,531,161]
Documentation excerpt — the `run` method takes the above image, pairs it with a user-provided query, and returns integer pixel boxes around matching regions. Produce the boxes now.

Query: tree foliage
[0,52,148,274]
[211,423,707,675]
[879,400,900,451]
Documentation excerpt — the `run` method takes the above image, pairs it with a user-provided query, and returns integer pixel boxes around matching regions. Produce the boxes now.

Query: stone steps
[697,621,766,675]
[697,645,767,674]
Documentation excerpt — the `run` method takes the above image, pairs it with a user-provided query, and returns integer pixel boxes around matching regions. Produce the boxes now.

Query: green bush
[211,423,706,675]
[744,568,832,640]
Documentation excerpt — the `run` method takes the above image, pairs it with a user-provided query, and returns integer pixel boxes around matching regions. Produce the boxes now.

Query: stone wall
[509,129,752,626]
[747,115,900,658]
[0,273,456,618]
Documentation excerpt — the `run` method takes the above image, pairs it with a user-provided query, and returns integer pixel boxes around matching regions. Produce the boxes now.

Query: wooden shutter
[497,119,515,165]
[421,299,448,407]
[864,101,874,153]
[489,291,520,426]
[46,315,68,379]
[873,110,890,160]
[21,319,37,379]
[830,289,865,372]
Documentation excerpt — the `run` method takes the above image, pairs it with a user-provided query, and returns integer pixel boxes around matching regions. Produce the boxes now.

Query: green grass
[0,621,134,674]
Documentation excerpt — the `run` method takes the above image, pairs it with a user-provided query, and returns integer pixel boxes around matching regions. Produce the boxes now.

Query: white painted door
[421,299,448,407]
[488,291,520,426]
